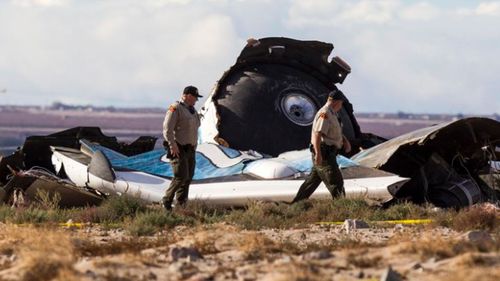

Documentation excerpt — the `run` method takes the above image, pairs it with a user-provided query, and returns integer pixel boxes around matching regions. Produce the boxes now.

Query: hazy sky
[0,0,499,114]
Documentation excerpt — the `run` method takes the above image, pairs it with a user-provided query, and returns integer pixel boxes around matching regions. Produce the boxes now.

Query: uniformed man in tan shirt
[162,85,202,210]
[292,89,351,203]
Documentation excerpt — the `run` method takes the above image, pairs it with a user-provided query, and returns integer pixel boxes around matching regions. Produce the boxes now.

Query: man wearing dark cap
[291,87,351,203]
[162,86,203,210]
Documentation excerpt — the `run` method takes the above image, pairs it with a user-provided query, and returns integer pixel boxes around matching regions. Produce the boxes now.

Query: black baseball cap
[183,86,203,98]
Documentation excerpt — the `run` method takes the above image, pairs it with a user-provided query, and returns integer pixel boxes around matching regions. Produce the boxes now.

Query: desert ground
[0,198,498,281]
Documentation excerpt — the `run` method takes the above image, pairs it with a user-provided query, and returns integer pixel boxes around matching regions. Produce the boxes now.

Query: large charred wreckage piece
[199,37,384,157]
[0,37,498,209]
[352,117,500,208]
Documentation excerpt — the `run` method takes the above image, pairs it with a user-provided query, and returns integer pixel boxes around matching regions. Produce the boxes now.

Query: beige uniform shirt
[312,104,343,149]
[163,101,200,147]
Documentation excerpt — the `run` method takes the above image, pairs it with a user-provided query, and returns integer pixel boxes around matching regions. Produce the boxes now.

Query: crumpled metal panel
[352,117,500,175]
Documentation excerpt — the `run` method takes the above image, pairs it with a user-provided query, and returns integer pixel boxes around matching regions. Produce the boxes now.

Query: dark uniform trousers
[163,144,196,208]
[292,143,345,203]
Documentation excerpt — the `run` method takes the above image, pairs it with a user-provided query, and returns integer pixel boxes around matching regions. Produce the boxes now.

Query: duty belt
[177,143,195,151]
[309,143,339,155]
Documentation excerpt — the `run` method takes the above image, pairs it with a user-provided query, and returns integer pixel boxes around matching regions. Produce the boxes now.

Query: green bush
[0,205,15,222]
[10,207,50,224]
[97,195,146,221]
[125,210,190,236]
[373,202,430,221]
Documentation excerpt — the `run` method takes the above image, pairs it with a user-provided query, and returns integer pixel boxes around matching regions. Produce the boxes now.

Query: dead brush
[346,251,382,268]
[235,232,281,260]
[174,200,227,224]
[450,205,499,231]
[452,252,500,267]
[225,201,278,229]
[439,267,500,281]
[192,224,241,254]
[73,236,174,257]
[34,189,61,210]
[191,224,280,259]
[0,225,78,280]
[261,261,323,281]
[397,232,499,260]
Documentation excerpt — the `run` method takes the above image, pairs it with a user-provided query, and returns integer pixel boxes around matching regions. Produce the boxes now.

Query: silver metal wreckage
[0,37,498,209]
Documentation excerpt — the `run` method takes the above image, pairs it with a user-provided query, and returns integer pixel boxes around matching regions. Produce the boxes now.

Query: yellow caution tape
[381,219,432,224]
[316,219,432,225]
[59,222,86,228]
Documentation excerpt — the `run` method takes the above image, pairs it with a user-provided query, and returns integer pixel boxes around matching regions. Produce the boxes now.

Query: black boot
[162,197,172,211]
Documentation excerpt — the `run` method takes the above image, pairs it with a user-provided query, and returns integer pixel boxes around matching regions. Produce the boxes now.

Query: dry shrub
[0,225,77,280]
[261,261,322,281]
[192,224,241,254]
[398,232,499,260]
[346,251,382,268]
[450,205,499,231]
[294,198,373,224]
[440,266,500,281]
[398,235,456,260]
[34,189,61,210]
[226,201,295,229]
[192,224,280,259]
[451,252,500,267]
[227,198,376,229]
[235,232,280,259]
[72,206,104,223]
[74,236,172,257]
[174,200,227,224]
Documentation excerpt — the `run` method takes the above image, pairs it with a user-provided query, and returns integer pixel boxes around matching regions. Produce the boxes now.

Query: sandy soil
[0,222,498,281]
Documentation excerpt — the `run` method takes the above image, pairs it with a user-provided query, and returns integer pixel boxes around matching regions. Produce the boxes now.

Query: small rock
[302,250,332,260]
[379,266,402,281]
[343,219,370,233]
[169,246,203,262]
[460,230,494,246]
[356,270,365,278]
[393,224,404,231]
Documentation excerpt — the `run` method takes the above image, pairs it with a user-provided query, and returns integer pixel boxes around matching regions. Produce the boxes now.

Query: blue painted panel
[81,140,358,181]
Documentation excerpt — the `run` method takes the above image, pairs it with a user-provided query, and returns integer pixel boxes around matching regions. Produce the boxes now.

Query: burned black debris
[0,170,103,208]
[0,127,157,208]
[22,127,156,173]
[199,37,383,157]
[352,117,500,208]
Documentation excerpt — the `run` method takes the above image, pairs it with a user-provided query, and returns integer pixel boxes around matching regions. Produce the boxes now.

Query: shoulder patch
[168,104,177,112]
[319,112,328,119]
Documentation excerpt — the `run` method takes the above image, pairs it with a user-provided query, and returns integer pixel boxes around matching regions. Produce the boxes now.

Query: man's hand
[314,153,322,166]
[170,145,180,158]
